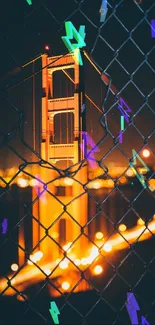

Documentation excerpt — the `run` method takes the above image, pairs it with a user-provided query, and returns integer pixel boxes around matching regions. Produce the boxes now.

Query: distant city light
[103,243,112,252]
[59,259,68,269]
[52,232,59,239]
[43,268,51,276]
[11,263,19,271]
[137,218,145,226]
[118,224,127,232]
[17,178,29,188]
[93,265,103,275]
[45,45,50,50]
[74,259,81,266]
[142,149,150,158]
[61,281,70,290]
[95,232,104,240]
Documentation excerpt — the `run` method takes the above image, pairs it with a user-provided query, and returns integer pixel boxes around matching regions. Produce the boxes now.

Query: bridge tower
[32,52,88,263]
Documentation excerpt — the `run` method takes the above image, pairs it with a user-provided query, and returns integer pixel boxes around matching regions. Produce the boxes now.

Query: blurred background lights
[137,218,145,226]
[52,232,59,239]
[95,232,104,240]
[63,177,74,186]
[126,168,135,177]
[11,263,19,271]
[45,45,50,50]
[103,243,112,252]
[74,259,81,266]
[43,268,51,276]
[61,281,70,290]
[29,179,40,187]
[142,149,150,158]
[17,178,29,188]
[59,259,68,269]
[118,224,127,232]
[93,265,103,275]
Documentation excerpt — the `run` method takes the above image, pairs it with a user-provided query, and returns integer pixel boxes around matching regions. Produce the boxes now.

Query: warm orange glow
[63,178,74,186]
[74,259,81,266]
[17,178,29,188]
[119,176,127,184]
[63,242,72,252]
[126,168,135,177]
[137,218,145,226]
[93,265,103,275]
[61,281,70,290]
[43,268,51,275]
[29,179,40,187]
[11,263,19,271]
[17,294,27,301]
[95,232,104,240]
[103,243,112,252]
[142,149,150,158]
[52,232,59,239]
[118,224,127,232]
[81,258,88,265]
[148,179,155,192]
[59,259,68,269]
[2,220,155,296]
[28,251,43,265]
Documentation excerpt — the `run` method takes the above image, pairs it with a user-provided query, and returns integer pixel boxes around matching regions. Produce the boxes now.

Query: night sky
[0,0,155,170]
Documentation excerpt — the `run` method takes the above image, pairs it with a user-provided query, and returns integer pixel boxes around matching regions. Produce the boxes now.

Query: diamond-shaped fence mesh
[0,0,155,324]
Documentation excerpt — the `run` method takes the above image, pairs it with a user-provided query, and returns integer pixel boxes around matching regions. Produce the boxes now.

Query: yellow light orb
[93,265,103,275]
[118,224,127,232]
[142,149,150,158]
[61,281,70,290]
[74,259,81,266]
[137,218,145,226]
[59,259,68,269]
[63,177,74,186]
[52,232,59,239]
[43,268,51,275]
[17,178,29,188]
[103,243,112,252]
[11,263,19,271]
[95,232,104,240]
[29,179,40,187]
[81,258,88,265]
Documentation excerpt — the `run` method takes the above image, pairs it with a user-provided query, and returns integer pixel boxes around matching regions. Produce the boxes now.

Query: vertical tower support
[32,52,88,262]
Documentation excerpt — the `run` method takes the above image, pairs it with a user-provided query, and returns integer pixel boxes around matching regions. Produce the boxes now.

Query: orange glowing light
[63,242,72,252]
[93,265,103,275]
[74,259,81,266]
[137,218,145,226]
[142,149,150,158]
[45,45,50,50]
[11,263,19,271]
[52,232,59,239]
[62,281,70,290]
[95,232,104,240]
[59,259,68,269]
[43,268,51,275]
[17,178,29,188]
[103,243,112,252]
[118,224,127,232]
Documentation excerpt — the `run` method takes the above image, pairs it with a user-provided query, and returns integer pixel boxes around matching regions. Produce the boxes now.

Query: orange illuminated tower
[29,52,88,264]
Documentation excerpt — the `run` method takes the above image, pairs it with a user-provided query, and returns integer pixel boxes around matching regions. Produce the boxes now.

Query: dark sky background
[0,0,155,171]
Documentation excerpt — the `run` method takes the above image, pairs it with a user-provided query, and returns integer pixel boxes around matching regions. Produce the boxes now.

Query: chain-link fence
[0,0,155,324]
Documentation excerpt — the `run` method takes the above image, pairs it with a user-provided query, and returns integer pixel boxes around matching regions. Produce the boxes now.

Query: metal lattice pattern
[0,0,155,324]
